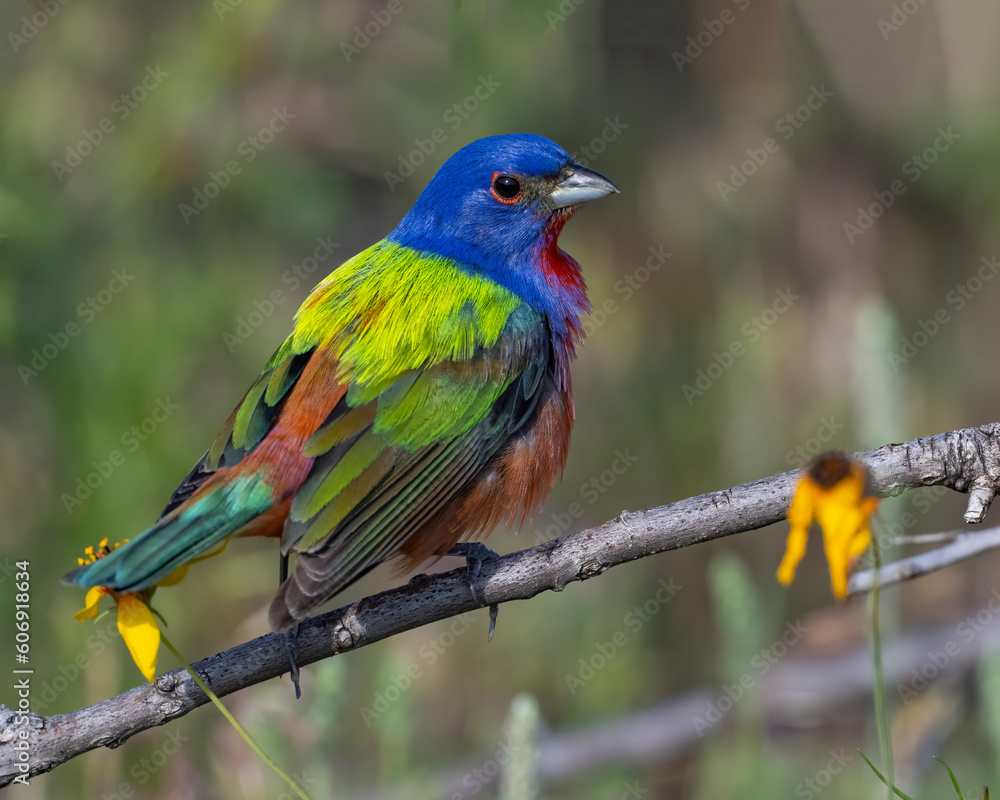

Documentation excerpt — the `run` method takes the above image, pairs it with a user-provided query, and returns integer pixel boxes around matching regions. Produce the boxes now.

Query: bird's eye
[491,173,522,203]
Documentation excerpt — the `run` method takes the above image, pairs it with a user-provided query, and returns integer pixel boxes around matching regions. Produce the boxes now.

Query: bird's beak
[548,163,620,209]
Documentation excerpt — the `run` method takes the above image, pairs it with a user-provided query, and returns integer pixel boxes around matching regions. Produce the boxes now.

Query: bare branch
[3,422,1000,785]
[351,617,998,800]
[849,524,1000,595]
[889,533,962,546]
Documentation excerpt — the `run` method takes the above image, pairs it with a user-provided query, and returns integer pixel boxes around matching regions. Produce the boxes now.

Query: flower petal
[777,521,809,585]
[74,586,108,621]
[117,594,160,682]
[777,455,878,599]
[155,539,229,587]
[822,525,851,599]
[777,477,817,585]
[156,563,189,587]
[188,538,228,563]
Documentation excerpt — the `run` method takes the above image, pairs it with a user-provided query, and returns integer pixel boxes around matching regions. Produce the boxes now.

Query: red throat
[536,208,590,359]
[538,208,586,294]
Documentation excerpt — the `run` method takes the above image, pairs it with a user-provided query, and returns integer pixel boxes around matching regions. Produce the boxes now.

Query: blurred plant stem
[499,694,540,800]
[161,634,314,800]
[869,540,894,800]
[979,646,1000,789]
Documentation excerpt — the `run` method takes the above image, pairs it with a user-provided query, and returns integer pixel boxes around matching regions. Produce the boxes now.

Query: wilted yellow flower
[777,453,879,599]
[73,538,227,682]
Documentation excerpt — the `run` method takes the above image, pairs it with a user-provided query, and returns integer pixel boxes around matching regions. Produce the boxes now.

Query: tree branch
[351,616,996,800]
[849,523,1000,595]
[3,422,1000,785]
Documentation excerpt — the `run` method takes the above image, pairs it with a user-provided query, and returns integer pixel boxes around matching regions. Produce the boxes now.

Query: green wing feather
[156,346,312,520]
[66,240,552,611]
[272,302,550,626]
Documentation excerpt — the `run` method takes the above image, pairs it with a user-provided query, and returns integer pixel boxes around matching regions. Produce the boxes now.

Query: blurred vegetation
[3,0,1000,797]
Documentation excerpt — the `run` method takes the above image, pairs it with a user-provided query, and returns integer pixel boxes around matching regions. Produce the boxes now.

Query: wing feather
[268,314,552,628]
[161,346,313,517]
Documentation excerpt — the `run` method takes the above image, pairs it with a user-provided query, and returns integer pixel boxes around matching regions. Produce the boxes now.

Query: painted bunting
[64,134,618,639]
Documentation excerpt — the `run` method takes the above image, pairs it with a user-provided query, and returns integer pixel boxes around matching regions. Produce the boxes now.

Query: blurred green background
[3,0,1000,797]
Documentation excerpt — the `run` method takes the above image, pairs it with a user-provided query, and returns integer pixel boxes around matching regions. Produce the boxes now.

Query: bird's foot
[447,542,499,642]
[278,552,301,698]
[283,625,302,700]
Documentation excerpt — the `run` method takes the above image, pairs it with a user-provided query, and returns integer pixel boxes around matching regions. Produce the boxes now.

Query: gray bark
[3,422,1000,785]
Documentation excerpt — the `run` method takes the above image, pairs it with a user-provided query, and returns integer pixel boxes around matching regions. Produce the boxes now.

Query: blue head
[388,134,618,325]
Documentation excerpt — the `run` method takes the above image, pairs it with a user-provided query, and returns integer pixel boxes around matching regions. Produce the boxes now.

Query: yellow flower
[73,537,228,682]
[75,583,160,682]
[777,453,879,599]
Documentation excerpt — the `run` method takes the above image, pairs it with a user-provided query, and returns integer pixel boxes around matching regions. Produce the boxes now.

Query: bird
[64,133,618,653]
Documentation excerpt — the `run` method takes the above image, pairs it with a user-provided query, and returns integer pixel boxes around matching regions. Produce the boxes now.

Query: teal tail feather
[62,477,272,593]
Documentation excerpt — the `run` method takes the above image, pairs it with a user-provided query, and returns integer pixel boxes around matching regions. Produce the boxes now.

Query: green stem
[160,634,314,800]
[869,539,894,800]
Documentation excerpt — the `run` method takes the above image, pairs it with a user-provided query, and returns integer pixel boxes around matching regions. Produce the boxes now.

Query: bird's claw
[283,626,302,700]
[447,542,500,642]
[278,553,302,698]
[487,603,498,643]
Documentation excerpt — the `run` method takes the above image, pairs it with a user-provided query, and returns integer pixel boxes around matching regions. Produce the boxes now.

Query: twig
[890,533,963,546]
[353,617,1000,800]
[849,525,1000,595]
[2,422,1000,785]
[349,691,716,800]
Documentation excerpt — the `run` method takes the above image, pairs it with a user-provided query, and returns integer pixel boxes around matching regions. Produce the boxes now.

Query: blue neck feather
[387,134,589,336]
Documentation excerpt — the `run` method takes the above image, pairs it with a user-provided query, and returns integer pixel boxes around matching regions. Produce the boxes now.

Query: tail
[62,477,272,593]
